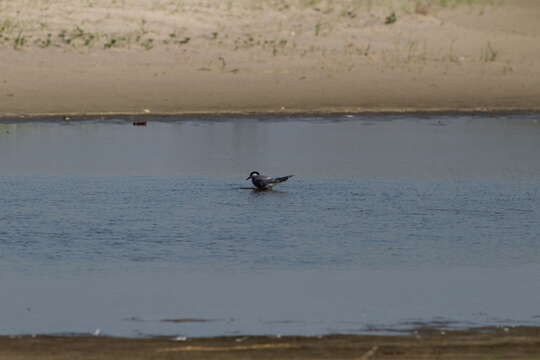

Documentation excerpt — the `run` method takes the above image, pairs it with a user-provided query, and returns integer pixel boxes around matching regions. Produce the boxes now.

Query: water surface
[1,114,540,337]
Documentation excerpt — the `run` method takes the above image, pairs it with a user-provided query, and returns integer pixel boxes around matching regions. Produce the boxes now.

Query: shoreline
[1,108,540,121]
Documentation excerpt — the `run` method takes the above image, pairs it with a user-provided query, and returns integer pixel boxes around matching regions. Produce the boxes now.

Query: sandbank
[1,0,540,116]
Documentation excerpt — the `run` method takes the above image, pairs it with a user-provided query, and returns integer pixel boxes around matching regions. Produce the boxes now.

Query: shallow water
[1,114,540,337]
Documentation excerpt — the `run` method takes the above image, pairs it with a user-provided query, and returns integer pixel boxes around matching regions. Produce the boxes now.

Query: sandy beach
[1,0,540,116]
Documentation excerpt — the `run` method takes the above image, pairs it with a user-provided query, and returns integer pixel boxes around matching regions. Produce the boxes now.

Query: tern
[246,171,294,190]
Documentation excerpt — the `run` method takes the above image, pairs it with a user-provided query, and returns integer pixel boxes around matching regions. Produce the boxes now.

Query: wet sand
[1,0,540,116]
[2,327,540,359]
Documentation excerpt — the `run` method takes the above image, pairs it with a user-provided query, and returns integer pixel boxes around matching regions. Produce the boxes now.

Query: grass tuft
[385,12,397,25]
[13,31,27,50]
[480,41,498,62]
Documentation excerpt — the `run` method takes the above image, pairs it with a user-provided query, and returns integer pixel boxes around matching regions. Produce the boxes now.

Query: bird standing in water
[246,171,294,190]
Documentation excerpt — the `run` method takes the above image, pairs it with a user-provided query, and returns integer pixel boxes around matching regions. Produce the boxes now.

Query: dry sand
[2,327,540,359]
[1,0,540,116]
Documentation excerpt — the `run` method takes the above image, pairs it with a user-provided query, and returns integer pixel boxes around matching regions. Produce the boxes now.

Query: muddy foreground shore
[2,327,540,359]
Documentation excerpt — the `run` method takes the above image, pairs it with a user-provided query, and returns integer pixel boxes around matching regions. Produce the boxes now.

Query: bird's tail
[273,175,294,183]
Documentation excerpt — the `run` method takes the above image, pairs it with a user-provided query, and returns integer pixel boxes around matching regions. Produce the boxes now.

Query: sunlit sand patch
[157,343,300,352]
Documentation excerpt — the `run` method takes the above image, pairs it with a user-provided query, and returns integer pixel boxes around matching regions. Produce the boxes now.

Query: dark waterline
[1,114,540,337]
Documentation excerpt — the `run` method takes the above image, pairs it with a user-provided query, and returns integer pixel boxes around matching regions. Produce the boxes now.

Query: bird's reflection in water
[235,187,286,193]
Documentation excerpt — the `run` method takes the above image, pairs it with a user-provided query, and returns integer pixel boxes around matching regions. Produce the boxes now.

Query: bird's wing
[253,175,272,188]
[271,175,294,184]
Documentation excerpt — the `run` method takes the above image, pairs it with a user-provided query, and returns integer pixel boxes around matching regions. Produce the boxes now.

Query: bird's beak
[245,175,251,180]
